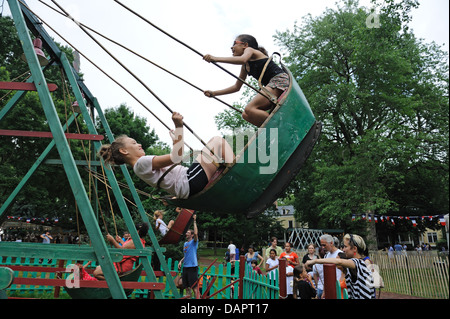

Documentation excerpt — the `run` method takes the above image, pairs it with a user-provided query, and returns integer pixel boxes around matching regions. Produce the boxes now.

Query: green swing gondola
[166,67,321,217]
[65,263,144,299]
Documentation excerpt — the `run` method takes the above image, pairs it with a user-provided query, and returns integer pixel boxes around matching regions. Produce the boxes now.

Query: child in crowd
[293,263,316,299]
[153,210,174,236]
[251,260,263,275]
[265,249,279,280]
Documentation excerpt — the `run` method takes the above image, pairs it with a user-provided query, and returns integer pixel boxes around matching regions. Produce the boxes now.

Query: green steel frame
[0,0,179,299]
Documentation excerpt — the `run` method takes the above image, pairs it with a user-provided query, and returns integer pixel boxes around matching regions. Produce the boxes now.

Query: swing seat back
[159,209,194,244]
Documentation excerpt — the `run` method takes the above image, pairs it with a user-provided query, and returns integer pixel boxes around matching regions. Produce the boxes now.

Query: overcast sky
[4,0,449,148]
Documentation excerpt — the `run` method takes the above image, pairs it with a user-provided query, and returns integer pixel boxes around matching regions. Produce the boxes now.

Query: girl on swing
[98,112,234,199]
[153,207,183,236]
[203,34,289,127]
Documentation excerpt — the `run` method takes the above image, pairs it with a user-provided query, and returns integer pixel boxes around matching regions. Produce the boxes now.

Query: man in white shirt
[320,234,342,280]
[227,241,236,263]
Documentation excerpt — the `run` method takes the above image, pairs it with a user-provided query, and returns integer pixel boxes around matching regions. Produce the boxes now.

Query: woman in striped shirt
[306,233,375,299]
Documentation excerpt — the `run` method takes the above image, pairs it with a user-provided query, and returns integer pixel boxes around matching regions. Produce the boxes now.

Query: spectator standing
[306,234,375,299]
[312,246,326,299]
[394,242,403,255]
[293,263,316,299]
[265,237,283,261]
[279,242,299,267]
[251,260,263,275]
[40,231,52,244]
[302,243,319,272]
[265,249,279,280]
[285,262,294,299]
[320,234,343,280]
[227,241,237,263]
[245,245,264,268]
[178,214,199,298]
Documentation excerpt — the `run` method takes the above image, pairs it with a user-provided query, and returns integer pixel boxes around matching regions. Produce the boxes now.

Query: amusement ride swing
[44,0,321,218]
[0,0,320,299]
[113,0,322,218]
[64,0,322,219]
[0,0,180,299]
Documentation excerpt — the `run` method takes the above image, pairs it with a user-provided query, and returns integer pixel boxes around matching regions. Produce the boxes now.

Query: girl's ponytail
[258,46,268,55]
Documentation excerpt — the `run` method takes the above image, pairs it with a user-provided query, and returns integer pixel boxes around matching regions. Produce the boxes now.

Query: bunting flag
[351,213,446,228]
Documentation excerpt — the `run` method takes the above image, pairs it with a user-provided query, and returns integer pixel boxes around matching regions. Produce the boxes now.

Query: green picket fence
[2,256,274,299]
[134,258,279,299]
[1,256,99,297]
[2,256,351,300]
[2,257,55,296]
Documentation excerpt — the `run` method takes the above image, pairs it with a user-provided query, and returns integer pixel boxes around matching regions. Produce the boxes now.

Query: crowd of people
[0,228,86,244]
[224,234,378,299]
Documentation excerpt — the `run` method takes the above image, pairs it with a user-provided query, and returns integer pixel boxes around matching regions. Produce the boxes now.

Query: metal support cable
[19,0,196,151]
[113,0,273,103]
[38,0,241,114]
[50,0,212,152]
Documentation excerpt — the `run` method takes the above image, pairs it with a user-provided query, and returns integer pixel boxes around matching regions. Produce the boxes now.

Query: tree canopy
[273,0,448,236]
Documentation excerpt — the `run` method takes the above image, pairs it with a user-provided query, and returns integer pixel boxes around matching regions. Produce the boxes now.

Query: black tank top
[247,58,284,86]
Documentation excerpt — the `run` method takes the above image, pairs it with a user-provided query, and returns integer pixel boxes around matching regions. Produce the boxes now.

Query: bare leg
[93,265,105,280]
[167,220,175,229]
[242,87,283,127]
[196,136,235,180]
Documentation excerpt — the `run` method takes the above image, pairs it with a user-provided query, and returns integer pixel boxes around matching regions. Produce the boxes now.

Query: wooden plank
[3,266,177,277]
[0,81,58,92]
[4,266,67,273]
[0,242,122,262]
[12,277,165,290]
[0,129,104,141]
